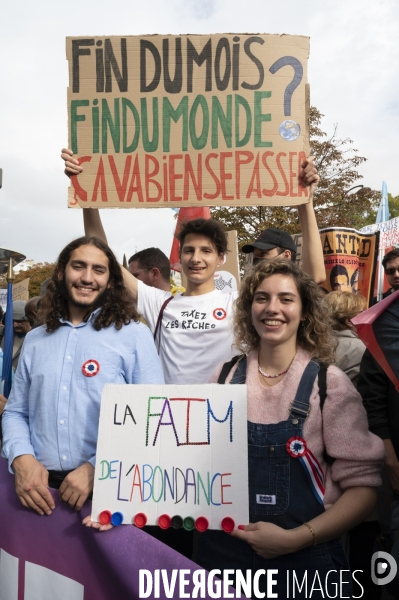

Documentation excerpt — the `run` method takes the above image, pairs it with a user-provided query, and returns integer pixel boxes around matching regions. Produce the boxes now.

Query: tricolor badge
[213,308,227,320]
[286,436,325,505]
[82,359,100,377]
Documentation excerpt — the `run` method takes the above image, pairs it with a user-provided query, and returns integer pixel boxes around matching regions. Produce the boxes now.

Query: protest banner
[360,216,399,297]
[181,230,240,292]
[66,34,310,209]
[318,227,379,305]
[92,384,248,530]
[12,277,29,302]
[360,216,399,250]
[0,458,229,600]
[289,227,379,305]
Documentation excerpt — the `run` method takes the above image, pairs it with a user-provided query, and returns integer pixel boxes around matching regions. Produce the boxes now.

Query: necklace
[257,354,295,379]
[258,364,290,378]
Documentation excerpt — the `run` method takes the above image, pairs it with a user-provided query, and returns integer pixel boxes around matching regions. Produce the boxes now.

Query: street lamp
[344,185,364,195]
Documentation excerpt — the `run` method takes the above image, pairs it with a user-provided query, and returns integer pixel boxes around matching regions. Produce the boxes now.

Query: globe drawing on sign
[279,120,301,141]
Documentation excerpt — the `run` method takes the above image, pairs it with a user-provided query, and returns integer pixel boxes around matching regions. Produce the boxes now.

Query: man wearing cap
[241,161,326,284]
[0,301,31,371]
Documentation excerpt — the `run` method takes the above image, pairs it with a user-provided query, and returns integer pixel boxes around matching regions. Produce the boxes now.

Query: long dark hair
[38,236,139,332]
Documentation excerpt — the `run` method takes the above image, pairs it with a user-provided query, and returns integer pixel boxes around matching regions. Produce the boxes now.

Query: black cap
[242,228,297,254]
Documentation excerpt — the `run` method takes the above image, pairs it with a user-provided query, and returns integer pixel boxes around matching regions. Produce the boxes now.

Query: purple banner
[0,458,234,600]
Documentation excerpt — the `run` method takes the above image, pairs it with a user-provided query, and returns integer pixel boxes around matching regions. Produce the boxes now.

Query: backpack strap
[316,362,334,465]
[153,295,173,351]
[217,354,246,384]
[318,362,328,411]
[289,360,320,420]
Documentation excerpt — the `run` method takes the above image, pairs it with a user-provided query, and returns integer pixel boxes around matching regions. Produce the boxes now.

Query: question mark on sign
[269,56,303,116]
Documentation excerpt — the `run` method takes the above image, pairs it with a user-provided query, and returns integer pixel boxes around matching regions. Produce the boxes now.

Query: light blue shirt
[2,311,164,471]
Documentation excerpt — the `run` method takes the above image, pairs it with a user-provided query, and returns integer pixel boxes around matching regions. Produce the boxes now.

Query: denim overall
[196,358,352,598]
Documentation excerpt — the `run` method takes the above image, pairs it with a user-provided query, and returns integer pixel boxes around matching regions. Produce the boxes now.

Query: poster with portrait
[319,227,379,305]
[291,227,379,305]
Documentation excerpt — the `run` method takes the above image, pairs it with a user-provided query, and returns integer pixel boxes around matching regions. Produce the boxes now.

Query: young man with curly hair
[2,236,163,519]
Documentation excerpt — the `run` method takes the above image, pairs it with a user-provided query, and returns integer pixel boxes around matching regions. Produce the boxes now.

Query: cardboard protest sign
[12,278,29,302]
[66,34,310,209]
[360,216,399,250]
[181,230,240,292]
[92,384,249,530]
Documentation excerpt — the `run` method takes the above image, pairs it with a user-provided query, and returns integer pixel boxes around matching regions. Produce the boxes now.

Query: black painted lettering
[360,239,371,258]
[214,38,231,91]
[95,40,104,92]
[348,235,360,255]
[72,39,94,93]
[105,38,128,93]
[140,40,161,93]
[232,37,240,91]
[335,234,348,254]
[322,234,334,255]
[241,36,265,90]
[114,404,122,425]
[163,38,183,93]
[123,405,136,425]
[187,38,212,93]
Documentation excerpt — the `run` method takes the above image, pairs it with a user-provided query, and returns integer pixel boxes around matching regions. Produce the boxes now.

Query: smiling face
[251,274,303,350]
[63,245,110,317]
[180,233,224,292]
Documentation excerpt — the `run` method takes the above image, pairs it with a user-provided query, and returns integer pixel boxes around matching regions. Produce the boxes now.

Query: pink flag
[352,289,399,391]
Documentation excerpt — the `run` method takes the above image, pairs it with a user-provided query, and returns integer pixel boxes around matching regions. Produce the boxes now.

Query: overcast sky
[0,0,397,265]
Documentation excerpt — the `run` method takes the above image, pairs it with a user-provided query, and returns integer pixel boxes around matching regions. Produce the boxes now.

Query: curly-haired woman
[196,260,384,598]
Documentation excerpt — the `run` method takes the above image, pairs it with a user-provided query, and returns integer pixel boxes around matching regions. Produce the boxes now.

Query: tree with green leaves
[0,263,55,298]
[388,193,399,219]
[211,107,380,252]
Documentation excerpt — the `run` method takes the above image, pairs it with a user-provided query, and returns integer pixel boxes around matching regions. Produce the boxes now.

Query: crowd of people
[0,150,398,599]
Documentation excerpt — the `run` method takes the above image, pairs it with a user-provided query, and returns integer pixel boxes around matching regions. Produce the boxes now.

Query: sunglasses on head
[385,267,399,276]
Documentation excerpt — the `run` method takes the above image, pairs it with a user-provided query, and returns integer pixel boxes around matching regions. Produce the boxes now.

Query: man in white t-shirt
[137,218,237,384]
[91,211,237,385]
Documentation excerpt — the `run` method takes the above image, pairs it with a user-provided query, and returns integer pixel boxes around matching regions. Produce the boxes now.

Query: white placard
[92,384,248,530]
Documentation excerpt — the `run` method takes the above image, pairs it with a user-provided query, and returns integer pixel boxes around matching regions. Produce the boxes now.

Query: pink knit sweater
[211,347,385,509]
